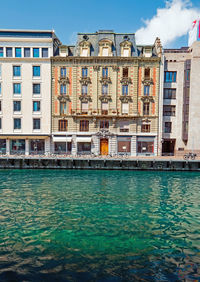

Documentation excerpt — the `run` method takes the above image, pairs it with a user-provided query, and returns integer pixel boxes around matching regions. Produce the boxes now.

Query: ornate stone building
[51,30,162,156]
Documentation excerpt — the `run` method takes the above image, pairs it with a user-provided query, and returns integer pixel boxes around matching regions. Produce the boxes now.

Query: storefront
[0,139,6,154]
[117,136,131,155]
[137,137,155,155]
[10,139,25,155]
[29,139,45,155]
[77,137,91,155]
[53,136,72,154]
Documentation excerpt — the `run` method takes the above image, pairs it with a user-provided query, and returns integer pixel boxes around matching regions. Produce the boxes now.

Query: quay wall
[0,158,200,171]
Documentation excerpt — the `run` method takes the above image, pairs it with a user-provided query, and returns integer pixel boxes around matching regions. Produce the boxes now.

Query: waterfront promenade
[0,154,200,171]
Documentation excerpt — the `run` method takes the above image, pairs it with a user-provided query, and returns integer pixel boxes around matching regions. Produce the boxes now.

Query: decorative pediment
[79,40,91,47]
[57,95,71,102]
[142,118,151,123]
[93,66,100,71]
[99,95,112,102]
[79,77,91,85]
[58,77,70,84]
[120,40,132,47]
[119,95,132,103]
[99,38,113,47]
[112,66,119,72]
[100,77,111,84]
[141,96,154,102]
[142,78,154,85]
[79,94,92,102]
[120,77,132,85]
[95,129,115,137]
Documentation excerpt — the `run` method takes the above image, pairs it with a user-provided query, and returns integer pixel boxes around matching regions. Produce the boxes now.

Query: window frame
[80,120,89,131]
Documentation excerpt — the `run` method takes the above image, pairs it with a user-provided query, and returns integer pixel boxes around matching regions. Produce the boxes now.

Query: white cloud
[135,0,200,46]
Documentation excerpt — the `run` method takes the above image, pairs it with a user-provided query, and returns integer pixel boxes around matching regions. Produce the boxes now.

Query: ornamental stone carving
[57,94,71,102]
[93,66,100,71]
[142,78,154,85]
[99,95,112,102]
[95,129,115,137]
[79,77,91,85]
[120,77,132,85]
[141,96,154,102]
[119,95,132,103]
[100,77,111,84]
[79,94,92,102]
[112,66,119,72]
[58,77,70,84]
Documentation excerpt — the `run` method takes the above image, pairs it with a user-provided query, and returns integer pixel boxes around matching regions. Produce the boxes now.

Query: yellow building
[51,31,162,156]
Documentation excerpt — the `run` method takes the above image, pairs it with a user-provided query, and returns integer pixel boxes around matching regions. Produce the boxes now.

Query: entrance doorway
[162,139,176,156]
[100,139,109,155]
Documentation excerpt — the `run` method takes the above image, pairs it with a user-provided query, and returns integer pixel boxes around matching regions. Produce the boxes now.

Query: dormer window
[79,40,91,57]
[143,47,152,58]
[99,39,113,56]
[120,40,132,57]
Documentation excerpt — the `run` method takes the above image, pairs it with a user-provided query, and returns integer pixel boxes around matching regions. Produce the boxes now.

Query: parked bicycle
[183,152,197,160]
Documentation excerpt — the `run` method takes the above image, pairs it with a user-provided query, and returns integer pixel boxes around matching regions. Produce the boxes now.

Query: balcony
[79,94,92,102]
[99,94,112,102]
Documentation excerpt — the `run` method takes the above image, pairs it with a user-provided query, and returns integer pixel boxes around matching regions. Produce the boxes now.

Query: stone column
[6,139,10,155]
[45,137,51,154]
[25,139,29,156]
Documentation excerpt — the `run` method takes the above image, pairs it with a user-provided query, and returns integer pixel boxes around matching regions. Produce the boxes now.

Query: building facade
[52,31,163,156]
[162,20,200,156]
[0,30,60,155]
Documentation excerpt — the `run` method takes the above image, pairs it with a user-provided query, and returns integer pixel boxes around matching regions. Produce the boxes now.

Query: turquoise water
[0,170,200,281]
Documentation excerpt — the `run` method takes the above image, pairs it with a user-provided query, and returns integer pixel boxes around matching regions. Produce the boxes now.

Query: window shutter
[82,102,88,111]
[122,103,129,114]
[123,48,129,57]
[102,102,108,110]
[102,48,108,56]
[81,48,88,57]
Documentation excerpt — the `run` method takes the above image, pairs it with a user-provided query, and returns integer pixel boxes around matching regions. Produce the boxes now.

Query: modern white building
[0,29,60,155]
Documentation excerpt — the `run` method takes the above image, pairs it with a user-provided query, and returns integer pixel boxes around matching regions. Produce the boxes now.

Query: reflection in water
[0,170,200,281]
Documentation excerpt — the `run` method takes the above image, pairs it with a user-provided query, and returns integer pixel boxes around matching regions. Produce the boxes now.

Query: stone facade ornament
[112,66,119,72]
[141,96,154,102]
[95,129,115,137]
[119,95,132,103]
[79,77,91,85]
[100,77,112,84]
[142,78,154,85]
[99,95,112,102]
[58,77,70,84]
[120,77,132,85]
[79,94,92,102]
[57,94,71,102]
[93,66,100,71]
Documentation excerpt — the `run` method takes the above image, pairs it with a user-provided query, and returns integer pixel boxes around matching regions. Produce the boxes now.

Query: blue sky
[1,0,200,48]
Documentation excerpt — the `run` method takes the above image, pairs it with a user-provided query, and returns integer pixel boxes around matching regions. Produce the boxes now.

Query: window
[0,118,1,129]
[81,102,88,114]
[0,47,3,57]
[80,120,89,131]
[0,65,1,77]
[82,67,88,77]
[141,124,150,132]
[186,69,190,81]
[14,118,21,130]
[33,118,40,130]
[122,103,129,114]
[123,48,129,57]
[42,48,48,57]
[60,84,66,95]
[102,84,108,95]
[102,47,108,56]
[0,101,1,112]
[164,71,177,82]
[13,66,21,77]
[0,83,1,95]
[144,68,150,80]
[60,67,66,78]
[33,48,39,58]
[164,88,176,99]
[82,85,88,95]
[13,83,21,94]
[33,66,40,77]
[102,67,108,78]
[33,84,40,94]
[6,47,12,57]
[137,141,154,154]
[100,120,109,129]
[13,101,21,112]
[165,122,172,133]
[163,105,176,116]
[24,48,30,57]
[122,85,128,96]
[33,101,40,112]
[81,48,88,57]
[144,85,150,96]
[59,120,68,131]
[143,102,150,116]
[60,102,67,115]
[119,121,129,132]
[15,48,21,58]
[123,67,128,77]
[101,102,108,115]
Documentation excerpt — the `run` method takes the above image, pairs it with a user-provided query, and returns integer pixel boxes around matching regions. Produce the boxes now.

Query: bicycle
[183,152,197,160]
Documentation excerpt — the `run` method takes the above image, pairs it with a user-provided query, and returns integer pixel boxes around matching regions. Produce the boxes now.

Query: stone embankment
[0,156,200,171]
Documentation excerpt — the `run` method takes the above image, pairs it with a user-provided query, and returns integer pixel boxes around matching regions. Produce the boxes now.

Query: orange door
[100,139,109,155]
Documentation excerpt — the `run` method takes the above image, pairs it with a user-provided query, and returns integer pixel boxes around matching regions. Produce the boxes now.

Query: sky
[0,0,200,48]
